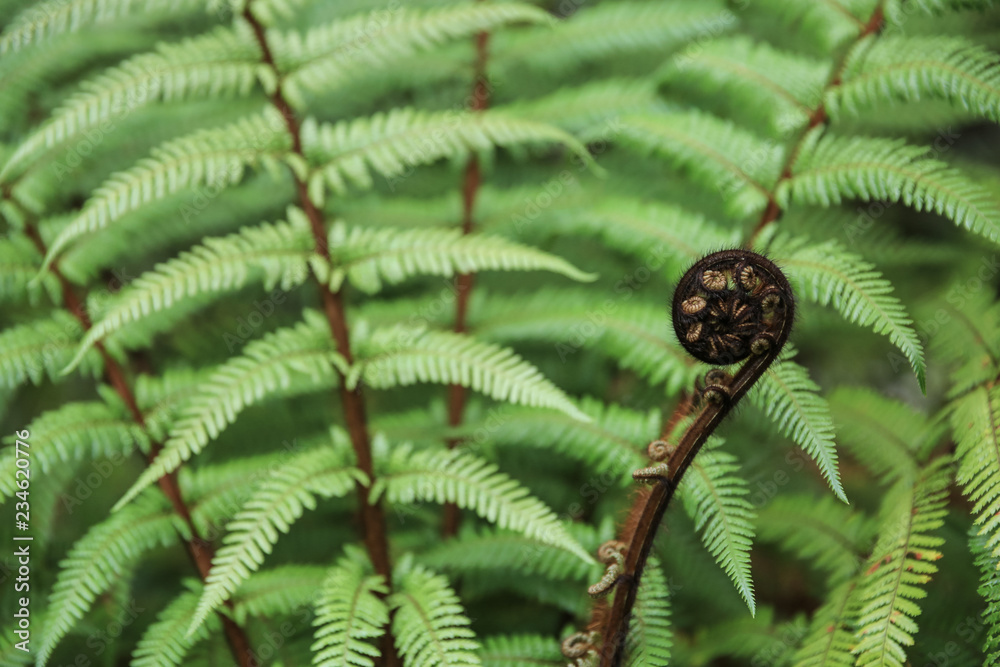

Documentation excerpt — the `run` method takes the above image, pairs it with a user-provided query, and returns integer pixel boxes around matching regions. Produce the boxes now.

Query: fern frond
[770,234,925,391]
[65,211,315,372]
[132,583,219,667]
[829,387,942,483]
[373,446,594,564]
[0,0,203,55]
[950,386,1000,561]
[276,3,550,107]
[135,367,213,442]
[466,396,656,483]
[42,108,293,267]
[749,348,847,502]
[757,494,873,582]
[0,400,145,500]
[790,580,859,667]
[0,234,59,303]
[778,131,1000,243]
[658,36,828,136]
[312,554,389,667]
[323,221,595,294]
[473,289,699,395]
[355,326,588,421]
[971,530,1000,664]
[187,443,365,636]
[678,439,757,615]
[0,311,102,389]
[852,457,952,667]
[233,564,328,623]
[889,0,997,17]
[389,561,481,667]
[493,1,731,74]
[302,109,593,205]
[479,634,563,667]
[832,35,1000,123]
[0,25,263,182]
[617,111,783,219]
[742,0,868,56]
[113,312,345,511]
[625,555,672,667]
[36,492,182,666]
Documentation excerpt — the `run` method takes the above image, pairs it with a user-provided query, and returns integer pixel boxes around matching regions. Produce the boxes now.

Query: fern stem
[18,209,255,667]
[444,21,493,539]
[241,4,400,664]
[747,3,886,246]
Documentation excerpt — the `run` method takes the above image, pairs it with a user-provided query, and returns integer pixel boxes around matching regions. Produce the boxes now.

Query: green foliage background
[2,0,1000,665]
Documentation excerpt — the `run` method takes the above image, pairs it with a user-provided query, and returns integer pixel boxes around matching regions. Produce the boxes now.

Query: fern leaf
[852,457,952,666]
[779,130,1000,243]
[479,634,563,667]
[0,311,102,389]
[232,564,328,624]
[389,562,481,667]
[0,400,145,500]
[950,386,1000,560]
[770,234,925,391]
[355,326,588,421]
[0,234,59,303]
[0,24,262,181]
[132,583,219,667]
[302,109,593,205]
[65,211,315,372]
[658,36,828,136]
[832,35,1000,123]
[972,530,1000,664]
[757,494,874,582]
[277,3,550,107]
[312,555,389,667]
[324,221,595,294]
[617,111,783,219]
[626,555,673,667]
[112,312,346,511]
[749,348,848,502]
[678,439,757,615]
[373,446,594,564]
[187,443,365,636]
[36,492,181,666]
[473,289,700,395]
[42,108,293,267]
[791,580,859,667]
[0,0,203,55]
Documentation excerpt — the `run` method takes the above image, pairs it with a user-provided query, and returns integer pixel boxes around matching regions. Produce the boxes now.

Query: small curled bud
[632,462,670,484]
[647,439,673,461]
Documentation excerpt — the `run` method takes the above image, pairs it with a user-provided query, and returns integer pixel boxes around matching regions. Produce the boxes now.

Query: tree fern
[373,446,593,564]
[678,439,758,615]
[353,325,588,421]
[778,131,1000,243]
[113,312,346,510]
[852,457,952,666]
[749,348,847,502]
[321,221,596,294]
[769,233,926,390]
[311,553,389,667]
[389,560,481,667]
[186,442,365,636]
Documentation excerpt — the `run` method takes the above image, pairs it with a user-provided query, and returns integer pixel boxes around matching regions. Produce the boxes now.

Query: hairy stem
[241,5,399,664]
[444,24,493,538]
[20,218,253,666]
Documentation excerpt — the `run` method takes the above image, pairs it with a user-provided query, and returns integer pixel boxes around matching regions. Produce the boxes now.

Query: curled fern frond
[354,326,588,421]
[323,221,595,294]
[113,312,346,511]
[389,561,482,667]
[778,130,1000,244]
[372,446,594,564]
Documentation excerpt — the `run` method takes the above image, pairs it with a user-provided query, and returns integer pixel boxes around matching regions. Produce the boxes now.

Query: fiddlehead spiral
[562,631,600,666]
[588,541,627,598]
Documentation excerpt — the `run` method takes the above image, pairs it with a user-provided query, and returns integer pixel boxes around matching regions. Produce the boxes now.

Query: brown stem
[747,5,885,246]
[443,25,492,538]
[20,215,254,665]
[241,4,399,664]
